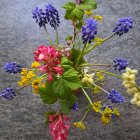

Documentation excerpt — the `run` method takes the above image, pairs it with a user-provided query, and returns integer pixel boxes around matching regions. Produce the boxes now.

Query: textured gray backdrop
[0,0,140,140]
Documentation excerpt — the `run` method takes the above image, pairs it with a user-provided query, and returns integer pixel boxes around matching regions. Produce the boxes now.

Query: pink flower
[34,46,63,81]
[48,114,70,140]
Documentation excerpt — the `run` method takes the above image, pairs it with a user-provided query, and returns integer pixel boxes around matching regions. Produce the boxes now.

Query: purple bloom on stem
[71,102,79,111]
[113,58,128,71]
[113,17,133,36]
[45,4,60,29]
[32,7,48,28]
[108,89,124,103]
[4,62,23,74]
[82,18,97,44]
[0,88,16,99]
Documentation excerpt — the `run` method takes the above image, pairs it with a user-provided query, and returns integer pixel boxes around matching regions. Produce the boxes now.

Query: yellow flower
[112,108,120,117]
[101,107,112,125]
[93,15,103,22]
[32,78,41,93]
[93,86,101,94]
[92,101,102,112]
[85,10,93,16]
[31,61,40,68]
[73,121,85,130]
[96,72,104,80]
[82,73,95,84]
[94,37,103,45]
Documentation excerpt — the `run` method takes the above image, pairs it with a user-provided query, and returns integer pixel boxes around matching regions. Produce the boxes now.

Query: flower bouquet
[1,0,140,140]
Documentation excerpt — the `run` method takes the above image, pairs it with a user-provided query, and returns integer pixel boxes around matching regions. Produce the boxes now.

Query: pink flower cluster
[48,114,70,140]
[34,46,63,81]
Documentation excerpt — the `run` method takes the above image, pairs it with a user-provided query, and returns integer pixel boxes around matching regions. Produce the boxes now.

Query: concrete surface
[0,0,140,140]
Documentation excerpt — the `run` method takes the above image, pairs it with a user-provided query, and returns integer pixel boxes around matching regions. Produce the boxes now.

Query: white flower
[82,73,95,84]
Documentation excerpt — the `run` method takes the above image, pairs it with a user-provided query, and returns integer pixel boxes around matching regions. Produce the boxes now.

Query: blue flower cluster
[82,18,97,44]
[113,17,133,36]
[0,88,16,99]
[4,62,23,74]
[32,4,60,29]
[108,89,124,103]
[71,102,79,110]
[113,58,128,71]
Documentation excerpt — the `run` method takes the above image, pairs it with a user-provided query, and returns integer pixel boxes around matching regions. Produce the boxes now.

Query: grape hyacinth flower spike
[0,88,16,99]
[113,58,128,71]
[82,18,98,44]
[113,17,133,36]
[4,62,23,74]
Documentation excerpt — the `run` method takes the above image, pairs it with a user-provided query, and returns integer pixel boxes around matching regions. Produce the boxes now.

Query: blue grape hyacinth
[45,4,60,29]
[32,7,47,28]
[71,102,79,111]
[108,89,124,103]
[82,18,98,44]
[113,17,133,36]
[4,62,23,74]
[113,58,128,71]
[0,88,16,99]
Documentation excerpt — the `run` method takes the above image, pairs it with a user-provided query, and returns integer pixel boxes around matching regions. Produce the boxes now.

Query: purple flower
[32,7,48,28]
[113,58,128,71]
[4,62,23,74]
[113,17,133,36]
[45,4,60,29]
[0,88,16,99]
[82,18,97,44]
[71,102,79,111]
[108,89,124,103]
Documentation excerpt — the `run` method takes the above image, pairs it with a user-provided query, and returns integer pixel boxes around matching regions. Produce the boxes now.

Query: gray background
[0,0,140,140]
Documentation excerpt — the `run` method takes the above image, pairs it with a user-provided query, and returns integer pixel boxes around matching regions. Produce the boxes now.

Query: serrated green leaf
[63,68,79,79]
[79,0,97,10]
[60,94,76,115]
[63,2,76,10]
[76,21,83,30]
[39,83,58,104]
[73,7,84,20]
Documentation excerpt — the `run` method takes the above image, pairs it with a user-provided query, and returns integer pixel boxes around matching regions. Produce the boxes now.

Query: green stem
[44,26,53,45]
[84,33,116,54]
[76,43,87,66]
[55,29,59,45]
[80,108,90,122]
[81,88,93,105]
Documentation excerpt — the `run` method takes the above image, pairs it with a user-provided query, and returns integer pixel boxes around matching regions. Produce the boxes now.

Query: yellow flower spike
[92,101,102,113]
[93,15,103,22]
[112,108,120,117]
[31,61,40,68]
[93,86,101,94]
[101,107,112,125]
[73,121,86,130]
[85,10,93,16]
[20,68,27,75]
[82,73,95,84]
[94,37,103,45]
[96,72,104,80]
[32,78,41,93]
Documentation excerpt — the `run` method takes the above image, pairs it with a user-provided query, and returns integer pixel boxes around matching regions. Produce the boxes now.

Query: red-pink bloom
[48,114,70,140]
[34,46,63,81]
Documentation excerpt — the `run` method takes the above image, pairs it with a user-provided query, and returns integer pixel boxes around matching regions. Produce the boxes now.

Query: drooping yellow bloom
[101,107,112,125]
[94,37,103,45]
[73,121,85,130]
[96,72,104,81]
[130,93,140,107]
[85,10,93,16]
[18,69,36,87]
[31,61,40,68]
[112,108,120,117]
[93,15,103,22]
[93,86,101,94]
[92,101,102,113]
[32,78,41,93]
[82,73,95,84]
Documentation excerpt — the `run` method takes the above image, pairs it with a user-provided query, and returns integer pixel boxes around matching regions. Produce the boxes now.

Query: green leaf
[79,0,97,10]
[63,68,79,79]
[53,78,72,99]
[44,110,56,125]
[63,2,76,10]
[60,94,76,115]
[39,83,58,104]
[76,21,83,30]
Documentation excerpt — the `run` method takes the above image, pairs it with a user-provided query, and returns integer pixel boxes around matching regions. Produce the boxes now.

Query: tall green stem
[55,29,59,45]
[44,26,53,45]
[81,88,93,105]
[80,108,90,122]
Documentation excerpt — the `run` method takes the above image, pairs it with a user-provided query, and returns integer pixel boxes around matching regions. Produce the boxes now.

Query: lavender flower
[0,88,16,99]
[108,89,124,103]
[45,4,60,29]
[113,17,133,36]
[113,58,128,71]
[32,7,48,28]
[71,102,79,111]
[4,62,23,74]
[82,18,97,44]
